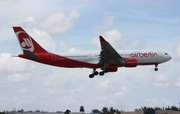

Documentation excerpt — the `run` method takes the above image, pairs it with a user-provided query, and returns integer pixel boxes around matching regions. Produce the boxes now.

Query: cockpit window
[165,53,168,55]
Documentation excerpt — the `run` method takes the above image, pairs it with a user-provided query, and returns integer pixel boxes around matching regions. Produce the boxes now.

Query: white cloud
[91,33,146,50]
[25,28,56,52]
[108,100,116,106]
[91,13,121,49]
[97,80,129,98]
[22,17,38,28]
[176,77,180,87]
[59,41,78,52]
[131,39,146,49]
[71,86,82,94]
[0,53,33,74]
[0,53,33,83]
[113,87,129,99]
[16,17,57,52]
[0,27,14,42]
[0,0,57,22]
[18,89,27,94]
[146,98,172,107]
[97,80,110,92]
[92,24,146,50]
[91,29,121,48]
[59,41,69,51]
[8,72,32,83]
[41,80,52,87]
[151,74,170,88]
[154,74,168,82]
[173,42,180,61]
[95,96,115,108]
[68,47,78,52]
[48,90,56,96]
[103,29,121,48]
[91,12,147,50]
[93,13,116,34]
[41,10,80,35]
[33,29,56,51]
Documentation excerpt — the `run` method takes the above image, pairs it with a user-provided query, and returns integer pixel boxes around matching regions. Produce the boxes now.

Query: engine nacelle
[121,58,137,67]
[107,67,118,72]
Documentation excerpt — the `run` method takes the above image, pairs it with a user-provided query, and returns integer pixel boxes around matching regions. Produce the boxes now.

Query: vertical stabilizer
[13,27,47,53]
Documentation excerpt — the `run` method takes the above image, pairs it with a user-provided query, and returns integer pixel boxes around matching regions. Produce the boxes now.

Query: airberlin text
[130,52,158,58]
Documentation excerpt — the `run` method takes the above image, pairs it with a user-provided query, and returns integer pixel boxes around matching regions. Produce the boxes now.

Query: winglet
[99,36,106,42]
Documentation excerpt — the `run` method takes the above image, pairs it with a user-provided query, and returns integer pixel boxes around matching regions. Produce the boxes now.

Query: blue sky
[0,0,180,112]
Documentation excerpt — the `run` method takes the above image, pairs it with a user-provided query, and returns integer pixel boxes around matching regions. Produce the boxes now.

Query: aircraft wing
[99,36,123,64]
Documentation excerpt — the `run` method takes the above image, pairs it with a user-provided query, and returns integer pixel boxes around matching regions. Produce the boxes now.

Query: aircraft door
[156,51,162,62]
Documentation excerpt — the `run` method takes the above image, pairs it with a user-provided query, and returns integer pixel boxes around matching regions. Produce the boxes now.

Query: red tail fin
[13,27,47,53]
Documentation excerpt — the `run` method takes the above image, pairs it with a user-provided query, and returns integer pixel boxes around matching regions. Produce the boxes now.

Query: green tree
[115,109,121,114]
[109,107,115,114]
[0,111,5,114]
[171,106,178,111]
[102,107,108,114]
[92,109,101,113]
[165,106,171,110]
[80,106,85,113]
[154,107,162,110]
[64,109,71,114]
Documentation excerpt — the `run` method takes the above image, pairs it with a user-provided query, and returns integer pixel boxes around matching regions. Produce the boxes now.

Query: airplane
[13,26,172,78]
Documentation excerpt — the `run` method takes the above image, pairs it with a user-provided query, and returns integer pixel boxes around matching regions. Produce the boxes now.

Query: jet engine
[120,58,137,67]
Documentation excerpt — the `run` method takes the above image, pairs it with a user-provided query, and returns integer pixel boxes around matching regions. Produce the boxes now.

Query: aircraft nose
[167,55,172,61]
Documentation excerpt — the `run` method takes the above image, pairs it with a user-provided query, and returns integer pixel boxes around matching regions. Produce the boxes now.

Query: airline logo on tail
[16,31,34,52]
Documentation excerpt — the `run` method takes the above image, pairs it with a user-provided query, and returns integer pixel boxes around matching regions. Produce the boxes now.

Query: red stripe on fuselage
[18,53,102,68]
[18,53,160,69]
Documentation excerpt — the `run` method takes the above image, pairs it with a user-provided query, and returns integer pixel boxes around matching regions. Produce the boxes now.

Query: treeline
[2,105,180,114]
[91,107,122,114]
[91,106,180,113]
[135,106,180,111]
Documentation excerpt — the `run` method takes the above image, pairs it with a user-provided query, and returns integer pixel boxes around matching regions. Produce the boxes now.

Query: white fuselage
[60,50,172,65]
